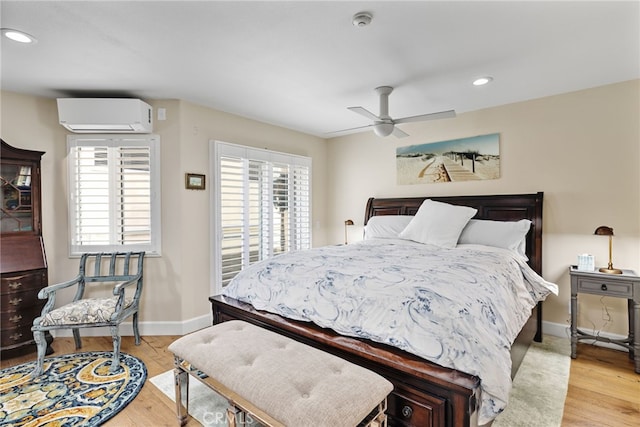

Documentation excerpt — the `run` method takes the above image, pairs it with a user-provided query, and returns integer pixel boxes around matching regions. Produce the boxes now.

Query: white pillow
[458,219,531,257]
[363,215,414,240]
[398,199,477,248]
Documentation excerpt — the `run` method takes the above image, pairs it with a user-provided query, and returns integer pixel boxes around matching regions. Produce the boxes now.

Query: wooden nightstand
[569,266,640,373]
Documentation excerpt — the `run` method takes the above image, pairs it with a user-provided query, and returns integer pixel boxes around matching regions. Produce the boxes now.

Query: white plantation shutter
[291,163,311,250]
[68,135,161,255]
[213,141,311,289]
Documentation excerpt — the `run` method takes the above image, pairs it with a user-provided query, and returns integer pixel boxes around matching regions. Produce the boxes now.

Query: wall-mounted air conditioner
[57,98,153,133]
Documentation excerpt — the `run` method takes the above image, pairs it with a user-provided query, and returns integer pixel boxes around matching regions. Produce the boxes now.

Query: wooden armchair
[31,252,145,376]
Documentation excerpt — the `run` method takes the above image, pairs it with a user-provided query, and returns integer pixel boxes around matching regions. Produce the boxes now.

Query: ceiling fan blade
[394,109,456,124]
[391,126,409,138]
[324,123,374,136]
[347,106,380,121]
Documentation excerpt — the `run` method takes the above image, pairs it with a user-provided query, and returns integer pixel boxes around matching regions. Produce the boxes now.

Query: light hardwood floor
[561,342,639,427]
[2,336,639,426]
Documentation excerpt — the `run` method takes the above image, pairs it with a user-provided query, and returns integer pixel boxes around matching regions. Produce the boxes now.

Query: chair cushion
[39,297,133,326]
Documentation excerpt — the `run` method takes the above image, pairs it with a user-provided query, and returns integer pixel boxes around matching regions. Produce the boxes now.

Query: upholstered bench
[168,320,393,427]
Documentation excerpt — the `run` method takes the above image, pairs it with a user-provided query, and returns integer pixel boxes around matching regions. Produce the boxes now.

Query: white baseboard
[542,320,630,352]
[542,320,572,340]
[50,313,212,338]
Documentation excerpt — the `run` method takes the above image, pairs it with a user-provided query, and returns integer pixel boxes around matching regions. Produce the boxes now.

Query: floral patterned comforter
[222,239,558,424]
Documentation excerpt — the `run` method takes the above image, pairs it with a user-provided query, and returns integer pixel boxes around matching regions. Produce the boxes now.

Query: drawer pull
[8,281,23,290]
[9,297,23,306]
[10,315,22,323]
[10,332,23,341]
[601,284,608,291]
[401,405,413,418]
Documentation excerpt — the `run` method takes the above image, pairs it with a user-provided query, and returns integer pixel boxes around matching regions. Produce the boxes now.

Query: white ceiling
[1,1,639,138]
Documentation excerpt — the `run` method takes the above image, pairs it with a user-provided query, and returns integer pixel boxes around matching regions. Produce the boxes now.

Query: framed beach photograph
[185,173,206,190]
[397,133,500,185]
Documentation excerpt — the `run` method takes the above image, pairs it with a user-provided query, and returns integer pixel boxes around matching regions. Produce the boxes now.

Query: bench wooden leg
[173,367,189,426]
[227,405,241,427]
[359,398,388,427]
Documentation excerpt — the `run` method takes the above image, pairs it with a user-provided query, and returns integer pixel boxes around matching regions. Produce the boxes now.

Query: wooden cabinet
[1,139,51,358]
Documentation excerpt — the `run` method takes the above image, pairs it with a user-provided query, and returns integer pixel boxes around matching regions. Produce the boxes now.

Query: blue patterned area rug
[0,351,146,426]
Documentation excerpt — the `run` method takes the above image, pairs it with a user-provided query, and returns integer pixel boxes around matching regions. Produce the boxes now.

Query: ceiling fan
[331,86,456,138]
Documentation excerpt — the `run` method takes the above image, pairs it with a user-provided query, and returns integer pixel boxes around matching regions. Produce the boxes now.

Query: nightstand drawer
[576,277,633,298]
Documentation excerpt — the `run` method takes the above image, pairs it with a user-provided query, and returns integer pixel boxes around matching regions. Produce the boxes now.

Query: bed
[209,192,555,427]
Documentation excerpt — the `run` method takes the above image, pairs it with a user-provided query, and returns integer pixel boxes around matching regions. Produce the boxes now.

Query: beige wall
[158,100,328,321]
[0,91,327,332]
[326,79,640,336]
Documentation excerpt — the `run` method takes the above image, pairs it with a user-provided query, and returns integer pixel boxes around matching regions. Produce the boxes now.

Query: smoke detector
[352,12,372,27]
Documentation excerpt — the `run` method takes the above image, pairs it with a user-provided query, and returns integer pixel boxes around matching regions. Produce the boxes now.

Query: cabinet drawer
[1,271,46,294]
[1,304,43,328]
[1,324,35,348]
[576,277,633,298]
[387,386,446,427]
[0,288,42,311]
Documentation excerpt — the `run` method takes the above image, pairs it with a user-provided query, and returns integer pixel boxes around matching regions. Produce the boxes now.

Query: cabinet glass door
[1,162,33,233]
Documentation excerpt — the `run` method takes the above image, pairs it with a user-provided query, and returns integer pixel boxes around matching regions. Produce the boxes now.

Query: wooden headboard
[364,192,544,275]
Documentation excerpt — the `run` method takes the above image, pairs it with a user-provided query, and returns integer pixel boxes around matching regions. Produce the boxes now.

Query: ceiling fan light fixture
[1,28,37,44]
[473,76,493,86]
[373,122,394,137]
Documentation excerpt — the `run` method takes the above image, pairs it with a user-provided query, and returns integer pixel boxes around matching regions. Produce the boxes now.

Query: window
[212,141,311,291]
[67,135,161,256]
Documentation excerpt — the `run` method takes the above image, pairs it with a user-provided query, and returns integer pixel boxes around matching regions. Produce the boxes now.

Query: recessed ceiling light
[1,28,37,44]
[473,77,493,86]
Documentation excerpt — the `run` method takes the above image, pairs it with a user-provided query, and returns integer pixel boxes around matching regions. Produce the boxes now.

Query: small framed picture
[185,173,206,190]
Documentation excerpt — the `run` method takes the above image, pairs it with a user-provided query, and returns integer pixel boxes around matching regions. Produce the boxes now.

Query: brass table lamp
[594,226,622,274]
[344,219,354,244]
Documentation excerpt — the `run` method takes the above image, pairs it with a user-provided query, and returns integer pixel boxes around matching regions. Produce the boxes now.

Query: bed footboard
[210,295,481,427]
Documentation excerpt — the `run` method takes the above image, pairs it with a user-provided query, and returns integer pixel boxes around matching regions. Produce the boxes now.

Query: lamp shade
[344,219,354,226]
[594,226,614,236]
